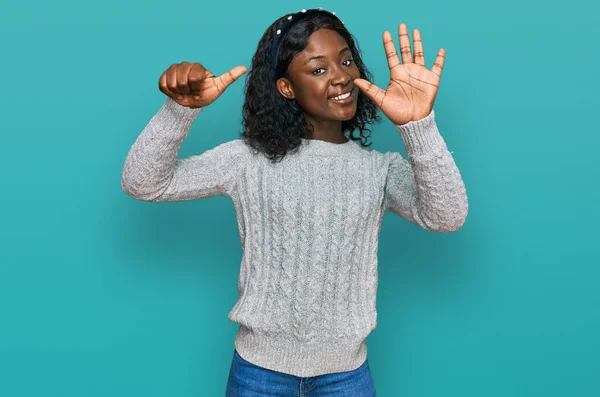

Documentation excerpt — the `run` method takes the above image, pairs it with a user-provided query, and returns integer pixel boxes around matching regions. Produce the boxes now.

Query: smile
[329,88,355,103]
[331,91,351,100]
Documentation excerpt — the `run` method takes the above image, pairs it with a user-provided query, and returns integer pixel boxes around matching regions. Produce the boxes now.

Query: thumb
[354,78,384,107]
[217,65,248,91]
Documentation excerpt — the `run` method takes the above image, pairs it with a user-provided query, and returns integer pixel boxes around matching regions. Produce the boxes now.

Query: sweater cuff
[160,97,204,129]
[395,110,447,155]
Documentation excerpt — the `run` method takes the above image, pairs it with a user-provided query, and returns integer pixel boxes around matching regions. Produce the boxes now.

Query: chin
[336,107,358,121]
[327,90,359,120]
[344,108,358,120]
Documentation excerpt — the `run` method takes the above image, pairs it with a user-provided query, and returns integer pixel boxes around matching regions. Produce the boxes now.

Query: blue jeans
[226,349,376,396]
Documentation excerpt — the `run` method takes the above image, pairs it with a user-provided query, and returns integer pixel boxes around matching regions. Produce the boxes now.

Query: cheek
[297,81,328,106]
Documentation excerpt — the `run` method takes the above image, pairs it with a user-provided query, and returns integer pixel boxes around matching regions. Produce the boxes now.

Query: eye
[312,58,354,75]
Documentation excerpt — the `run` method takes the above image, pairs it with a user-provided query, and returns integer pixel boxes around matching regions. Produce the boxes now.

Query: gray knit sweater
[121,97,468,377]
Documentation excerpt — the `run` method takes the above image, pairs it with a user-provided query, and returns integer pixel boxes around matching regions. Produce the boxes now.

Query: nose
[330,64,351,87]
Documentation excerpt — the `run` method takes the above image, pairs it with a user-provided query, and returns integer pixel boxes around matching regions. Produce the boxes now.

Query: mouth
[328,87,356,104]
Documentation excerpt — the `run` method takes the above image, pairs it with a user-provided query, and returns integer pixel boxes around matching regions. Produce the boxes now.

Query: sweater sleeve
[121,97,248,202]
[382,110,469,232]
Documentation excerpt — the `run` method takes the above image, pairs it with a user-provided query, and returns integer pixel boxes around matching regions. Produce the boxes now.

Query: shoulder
[353,143,397,164]
[212,138,248,151]
[187,139,255,175]
[355,145,412,179]
[207,139,254,159]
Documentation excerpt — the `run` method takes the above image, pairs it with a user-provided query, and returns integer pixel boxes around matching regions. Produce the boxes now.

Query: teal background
[1,0,598,395]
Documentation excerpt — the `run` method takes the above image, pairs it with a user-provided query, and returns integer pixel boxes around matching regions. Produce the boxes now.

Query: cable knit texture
[121,97,468,377]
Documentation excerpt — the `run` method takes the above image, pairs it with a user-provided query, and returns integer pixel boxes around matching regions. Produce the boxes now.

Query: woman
[121,8,468,396]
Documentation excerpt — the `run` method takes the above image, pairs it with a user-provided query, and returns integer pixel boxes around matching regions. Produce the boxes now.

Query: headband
[271,8,344,71]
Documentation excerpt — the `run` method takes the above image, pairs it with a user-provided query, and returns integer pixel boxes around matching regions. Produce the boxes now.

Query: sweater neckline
[299,137,357,157]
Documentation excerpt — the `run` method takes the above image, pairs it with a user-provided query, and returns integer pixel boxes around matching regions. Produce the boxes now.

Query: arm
[383,110,468,232]
[121,97,247,202]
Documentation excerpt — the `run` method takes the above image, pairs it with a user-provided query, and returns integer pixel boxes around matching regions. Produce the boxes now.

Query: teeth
[332,91,351,100]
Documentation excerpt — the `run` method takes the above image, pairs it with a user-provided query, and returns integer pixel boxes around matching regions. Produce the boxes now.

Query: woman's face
[277,28,361,124]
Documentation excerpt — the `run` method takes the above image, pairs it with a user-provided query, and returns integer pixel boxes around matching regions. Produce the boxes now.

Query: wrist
[401,107,432,125]
[395,110,447,155]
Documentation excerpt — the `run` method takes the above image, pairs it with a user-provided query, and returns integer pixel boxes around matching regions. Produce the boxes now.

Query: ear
[276,77,295,99]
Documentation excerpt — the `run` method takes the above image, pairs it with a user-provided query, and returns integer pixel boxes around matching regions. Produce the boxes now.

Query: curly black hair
[241,11,381,162]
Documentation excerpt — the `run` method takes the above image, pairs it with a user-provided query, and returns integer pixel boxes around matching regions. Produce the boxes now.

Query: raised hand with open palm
[354,23,445,125]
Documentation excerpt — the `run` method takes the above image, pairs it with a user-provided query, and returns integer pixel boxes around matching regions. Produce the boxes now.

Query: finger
[412,28,425,66]
[354,78,385,107]
[431,48,446,77]
[382,31,400,71]
[159,72,176,98]
[188,63,207,95]
[166,64,181,97]
[398,23,413,64]
[176,62,194,95]
[216,65,248,93]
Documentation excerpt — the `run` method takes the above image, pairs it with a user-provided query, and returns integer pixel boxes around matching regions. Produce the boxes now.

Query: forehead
[302,28,348,54]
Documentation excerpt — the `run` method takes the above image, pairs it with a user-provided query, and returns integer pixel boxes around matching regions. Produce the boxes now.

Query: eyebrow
[304,47,351,64]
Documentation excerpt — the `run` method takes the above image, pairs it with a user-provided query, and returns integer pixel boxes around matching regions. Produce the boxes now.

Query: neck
[303,118,348,144]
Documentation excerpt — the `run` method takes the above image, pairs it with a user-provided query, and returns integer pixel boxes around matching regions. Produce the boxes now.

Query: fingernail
[177,95,183,100]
